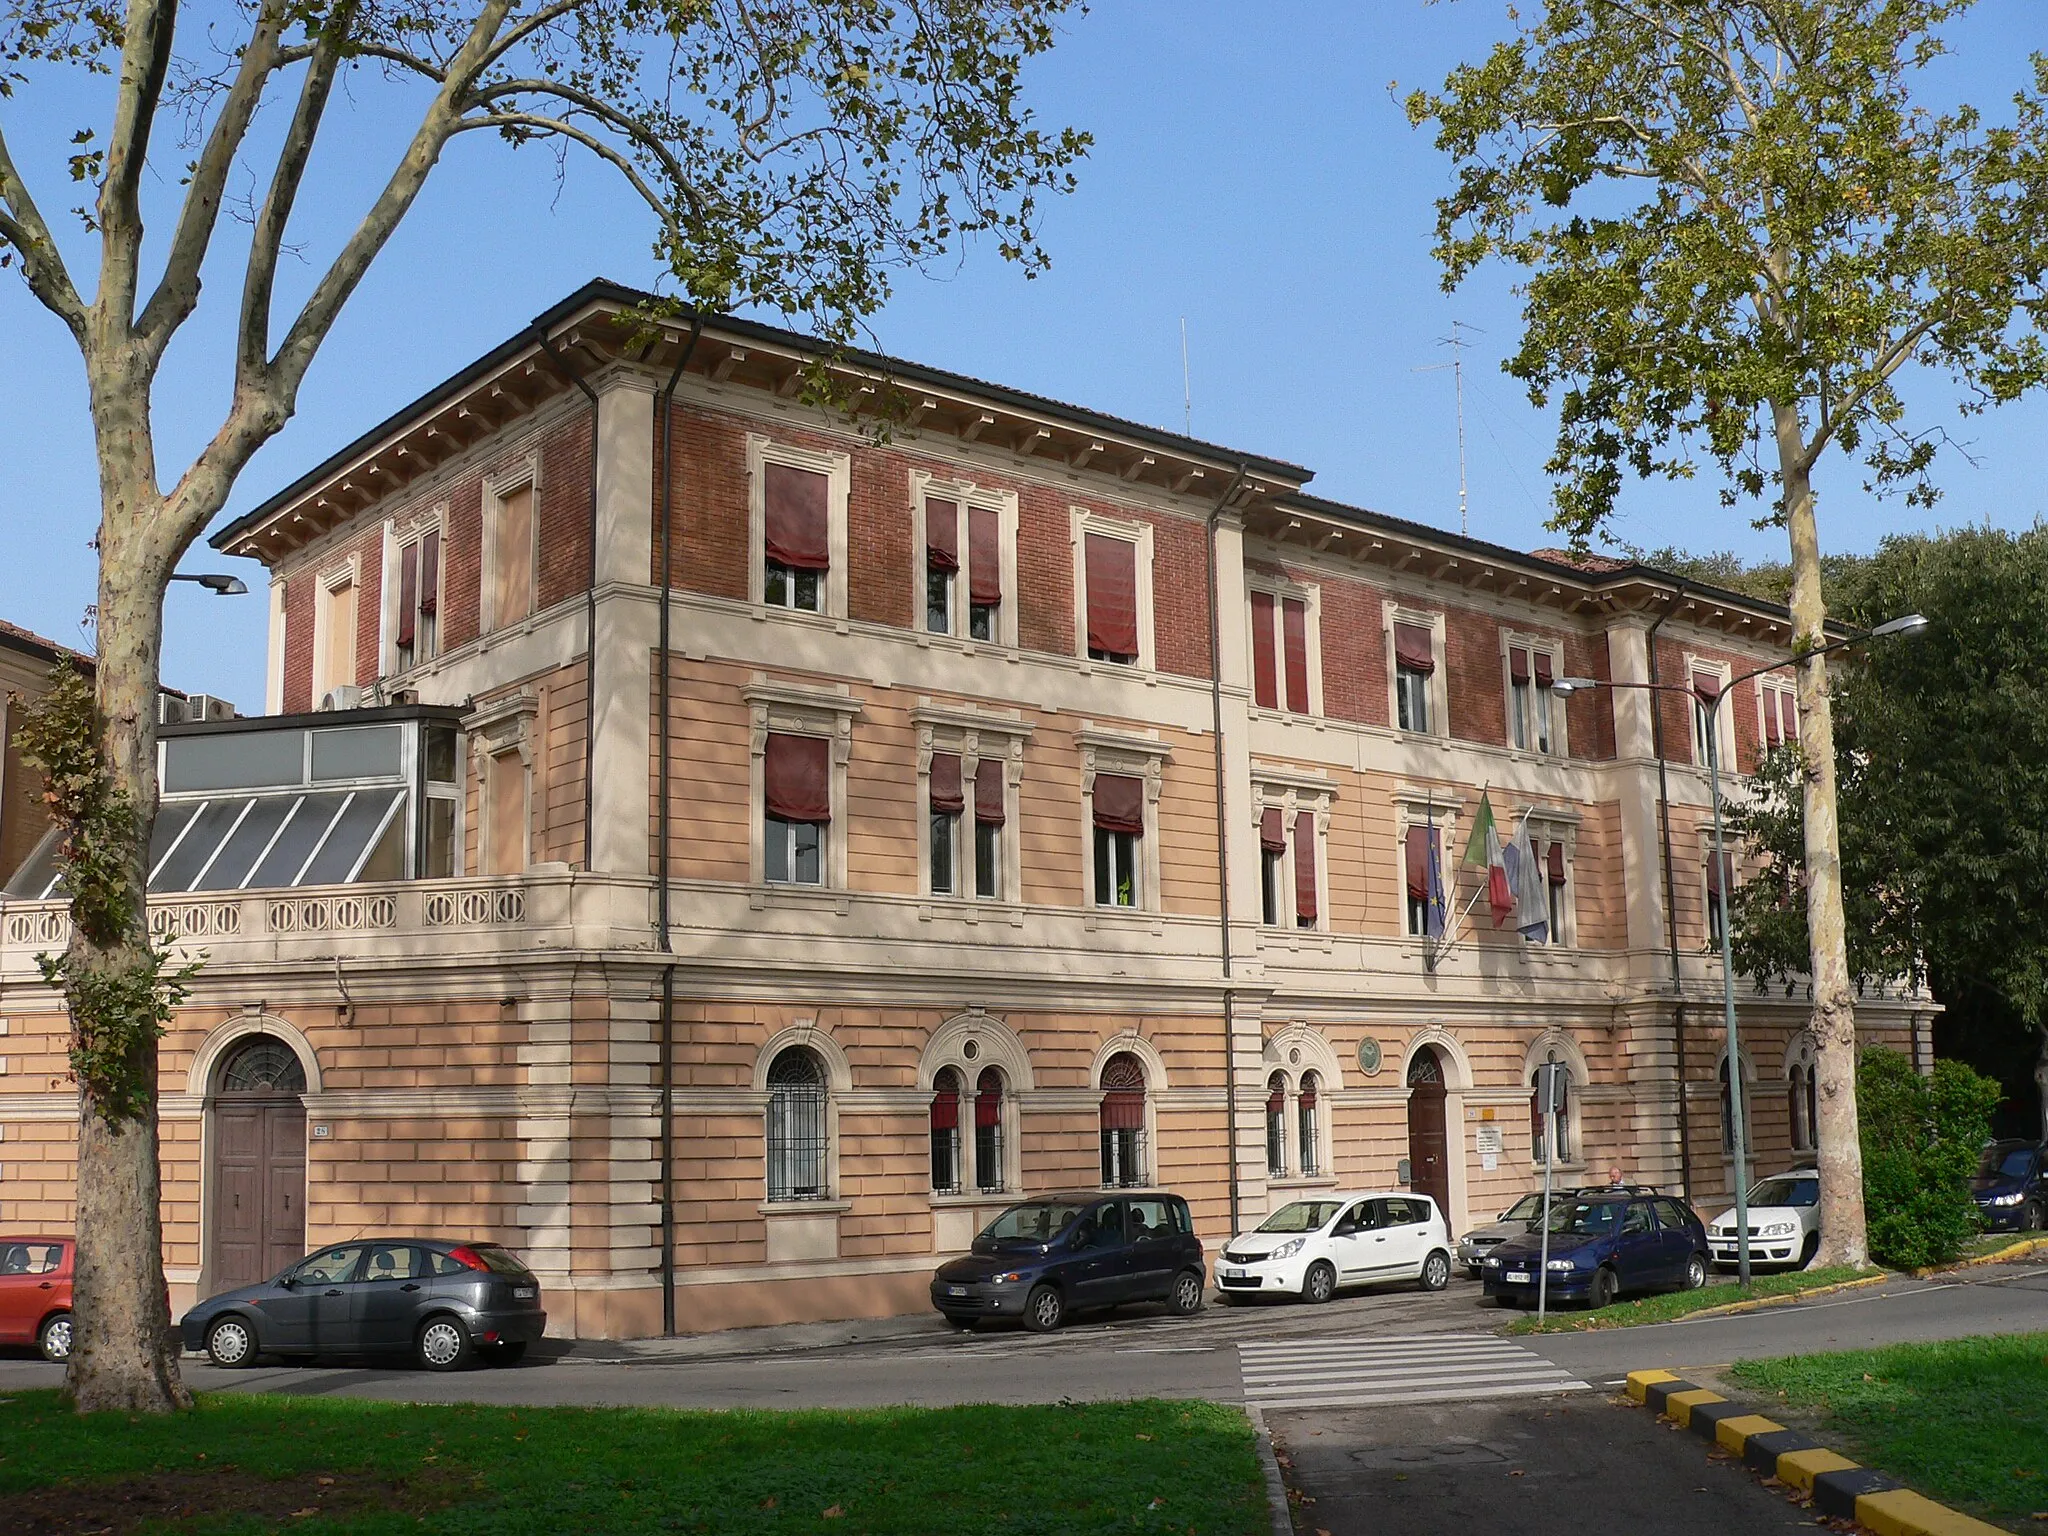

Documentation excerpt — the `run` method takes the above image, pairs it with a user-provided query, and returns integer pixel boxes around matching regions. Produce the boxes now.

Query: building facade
[0,282,1930,1335]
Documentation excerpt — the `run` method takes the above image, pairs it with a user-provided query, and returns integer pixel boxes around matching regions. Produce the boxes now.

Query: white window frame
[747,435,851,620]
[1502,631,1568,757]
[1519,813,1579,948]
[1685,654,1736,770]
[1383,601,1446,738]
[380,505,448,678]
[1245,577,1324,717]
[1757,675,1799,753]
[910,472,1019,648]
[312,555,361,703]
[744,679,862,892]
[465,690,538,877]
[1079,726,1168,914]
[480,456,541,635]
[1070,508,1155,671]
[912,704,1031,906]
[1252,771,1336,935]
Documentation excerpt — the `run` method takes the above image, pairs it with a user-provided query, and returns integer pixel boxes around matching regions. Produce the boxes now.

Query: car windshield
[1258,1200,1345,1234]
[980,1202,1088,1243]
[1747,1176,1819,1208]
[1543,1200,1623,1236]
[1502,1195,1545,1223]
[1979,1145,2037,1180]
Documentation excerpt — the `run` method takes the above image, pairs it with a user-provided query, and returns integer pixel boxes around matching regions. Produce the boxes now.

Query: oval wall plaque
[1356,1037,1383,1075]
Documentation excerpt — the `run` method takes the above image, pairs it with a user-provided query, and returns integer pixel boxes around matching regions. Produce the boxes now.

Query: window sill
[1083,907,1165,937]
[917,896,1024,928]
[1267,1175,1339,1192]
[758,1198,853,1217]
[1249,705,1326,730]
[750,884,852,917]
[928,1191,1012,1208]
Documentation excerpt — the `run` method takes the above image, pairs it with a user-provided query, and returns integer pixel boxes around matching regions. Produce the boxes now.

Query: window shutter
[1534,651,1555,688]
[926,498,959,573]
[418,528,439,617]
[1250,591,1278,709]
[1092,773,1145,835]
[930,1081,959,1130]
[975,1072,1002,1128]
[1405,824,1432,899]
[1394,621,1435,674]
[1706,849,1731,895]
[1084,533,1140,658]
[929,752,965,815]
[763,463,831,570]
[1259,807,1285,853]
[764,733,831,823]
[968,506,1002,605]
[1779,689,1797,742]
[1282,597,1310,713]
[1546,839,1566,886]
[973,758,1005,825]
[396,542,419,648]
[1510,646,1530,684]
[1764,692,1782,747]
[1293,810,1318,924]
[1692,668,1723,702]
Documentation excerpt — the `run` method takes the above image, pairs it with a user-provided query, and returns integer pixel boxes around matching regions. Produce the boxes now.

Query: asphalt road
[1,1260,2042,1411]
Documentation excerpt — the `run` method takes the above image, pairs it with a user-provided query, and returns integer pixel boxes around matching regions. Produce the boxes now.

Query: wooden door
[210,1098,306,1291]
[1406,1052,1451,1221]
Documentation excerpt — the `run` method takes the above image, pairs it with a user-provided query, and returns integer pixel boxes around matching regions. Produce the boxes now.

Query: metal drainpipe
[530,331,601,871]
[1645,581,1691,1198]
[654,314,703,1336]
[1205,462,1250,1238]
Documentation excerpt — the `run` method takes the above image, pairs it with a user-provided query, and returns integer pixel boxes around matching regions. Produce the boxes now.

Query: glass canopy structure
[4,705,465,900]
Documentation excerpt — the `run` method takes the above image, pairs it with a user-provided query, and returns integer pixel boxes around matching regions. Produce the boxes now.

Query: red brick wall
[1444,607,1507,747]
[1652,635,1794,772]
[536,415,595,612]
[282,574,316,714]
[1311,569,1391,728]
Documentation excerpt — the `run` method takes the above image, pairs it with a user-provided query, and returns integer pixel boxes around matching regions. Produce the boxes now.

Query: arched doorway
[1406,1047,1450,1218]
[208,1036,308,1290]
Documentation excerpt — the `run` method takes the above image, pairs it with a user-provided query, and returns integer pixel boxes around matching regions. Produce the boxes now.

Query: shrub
[1857,1047,2000,1269]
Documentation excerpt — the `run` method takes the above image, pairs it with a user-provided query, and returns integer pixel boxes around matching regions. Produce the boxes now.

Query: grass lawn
[1729,1332,2048,1531]
[1502,1264,1877,1334]
[0,1391,1265,1536]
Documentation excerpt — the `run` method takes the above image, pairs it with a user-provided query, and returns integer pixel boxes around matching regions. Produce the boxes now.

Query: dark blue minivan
[1973,1140,2046,1232]
[1481,1192,1709,1308]
[930,1192,1206,1332]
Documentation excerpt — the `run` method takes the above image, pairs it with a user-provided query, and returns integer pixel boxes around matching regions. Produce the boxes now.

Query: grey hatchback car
[180,1239,544,1371]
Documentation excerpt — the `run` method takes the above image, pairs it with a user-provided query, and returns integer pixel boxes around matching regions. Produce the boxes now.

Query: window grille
[974,1066,1005,1193]
[767,1047,829,1201]
[219,1037,306,1094]
[1099,1052,1148,1187]
[1265,1072,1288,1177]
[1298,1072,1321,1175]
[930,1067,962,1193]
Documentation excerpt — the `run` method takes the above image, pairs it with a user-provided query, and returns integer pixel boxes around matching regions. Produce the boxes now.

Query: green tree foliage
[1857,1047,1999,1268]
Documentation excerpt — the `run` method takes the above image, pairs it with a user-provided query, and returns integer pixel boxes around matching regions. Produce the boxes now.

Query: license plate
[513,1286,535,1299]
[1505,1271,1531,1284]
[1221,1267,1244,1280]
[946,1286,968,1297]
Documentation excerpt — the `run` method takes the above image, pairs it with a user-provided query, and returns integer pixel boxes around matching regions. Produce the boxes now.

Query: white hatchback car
[1709,1169,1820,1270]
[1216,1192,1454,1303]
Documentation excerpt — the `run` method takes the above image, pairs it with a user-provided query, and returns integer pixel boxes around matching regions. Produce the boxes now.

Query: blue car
[1481,1191,1709,1309]
[1972,1140,2046,1233]
[930,1192,1206,1332]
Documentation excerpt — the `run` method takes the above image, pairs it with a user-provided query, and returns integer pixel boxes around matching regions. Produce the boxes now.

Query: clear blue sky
[3,1,2044,708]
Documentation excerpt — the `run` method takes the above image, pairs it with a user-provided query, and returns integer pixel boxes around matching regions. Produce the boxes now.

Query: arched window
[218,1036,307,1094]
[1788,1061,1818,1154]
[766,1047,828,1201]
[1099,1052,1147,1188]
[1530,1056,1572,1165]
[1297,1072,1322,1176]
[1265,1071,1288,1178]
[974,1066,1006,1194]
[930,1067,963,1193]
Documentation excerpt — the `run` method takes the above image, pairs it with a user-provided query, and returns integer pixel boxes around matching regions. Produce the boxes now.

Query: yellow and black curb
[1625,1369,2004,1536]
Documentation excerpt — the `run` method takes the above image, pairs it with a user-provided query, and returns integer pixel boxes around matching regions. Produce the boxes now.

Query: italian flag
[1461,791,1514,927]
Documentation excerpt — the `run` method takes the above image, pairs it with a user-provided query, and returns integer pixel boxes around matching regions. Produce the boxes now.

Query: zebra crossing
[1237,1331,1590,1411]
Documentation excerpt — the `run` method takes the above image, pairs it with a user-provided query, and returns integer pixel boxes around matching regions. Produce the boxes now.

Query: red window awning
[1293,810,1318,924]
[1085,533,1139,658]
[974,758,1005,826]
[969,506,1002,605]
[397,542,419,647]
[1534,651,1554,688]
[1394,621,1435,674]
[764,463,830,571]
[1093,773,1145,836]
[417,528,439,617]
[1692,669,1723,703]
[1405,824,1434,900]
[927,498,959,573]
[1250,591,1278,709]
[1546,839,1566,886]
[1510,646,1530,684]
[930,1085,959,1130]
[929,753,965,815]
[1282,597,1310,713]
[764,733,830,823]
[1259,807,1285,853]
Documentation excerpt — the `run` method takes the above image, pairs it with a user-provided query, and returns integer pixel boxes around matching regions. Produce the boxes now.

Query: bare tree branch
[480,0,600,69]
[136,0,289,355]
[95,0,178,331]
[0,124,87,338]
[453,110,675,224]
[465,77,707,215]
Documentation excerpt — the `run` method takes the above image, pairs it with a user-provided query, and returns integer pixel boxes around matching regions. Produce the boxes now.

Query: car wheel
[415,1315,472,1371]
[2025,1200,2046,1233]
[945,1315,977,1331]
[1022,1284,1063,1333]
[1170,1270,1205,1316]
[1684,1253,1709,1290]
[1494,1293,1521,1308]
[206,1316,257,1368]
[1590,1267,1620,1309]
[1466,1265,1484,1282]
[482,1341,527,1367]
[1419,1251,1451,1292]
[1302,1261,1337,1305]
[37,1312,73,1363]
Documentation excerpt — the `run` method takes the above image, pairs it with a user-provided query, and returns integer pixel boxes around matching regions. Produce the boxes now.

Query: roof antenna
[1180,317,1192,436]
[1414,320,1482,536]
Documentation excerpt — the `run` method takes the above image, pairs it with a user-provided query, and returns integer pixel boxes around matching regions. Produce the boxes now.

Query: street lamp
[1552,613,1926,1285]
[169,573,249,595]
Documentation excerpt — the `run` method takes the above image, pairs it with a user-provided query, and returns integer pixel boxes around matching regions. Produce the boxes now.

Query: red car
[0,1237,72,1361]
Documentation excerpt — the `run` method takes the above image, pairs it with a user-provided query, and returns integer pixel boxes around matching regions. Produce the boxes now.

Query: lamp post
[168,573,249,595]
[1553,612,1925,1286]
